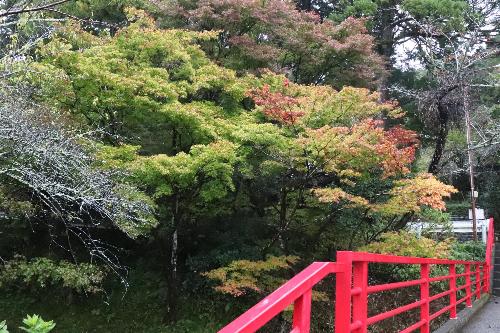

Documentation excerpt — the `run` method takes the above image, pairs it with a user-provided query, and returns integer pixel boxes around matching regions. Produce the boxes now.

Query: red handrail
[219,218,495,333]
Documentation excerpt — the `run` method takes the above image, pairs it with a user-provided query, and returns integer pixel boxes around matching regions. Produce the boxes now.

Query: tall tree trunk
[428,102,449,174]
[278,187,288,251]
[165,195,180,323]
[375,1,397,101]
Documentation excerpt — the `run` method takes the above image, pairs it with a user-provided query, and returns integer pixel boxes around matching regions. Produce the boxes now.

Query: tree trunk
[428,102,449,174]
[375,1,397,101]
[165,196,180,323]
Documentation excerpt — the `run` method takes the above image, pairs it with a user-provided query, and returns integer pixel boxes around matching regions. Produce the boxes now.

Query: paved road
[460,296,500,332]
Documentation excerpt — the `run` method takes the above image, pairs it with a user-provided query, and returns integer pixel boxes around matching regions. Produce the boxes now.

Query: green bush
[450,241,486,261]
[0,256,107,294]
[360,232,486,286]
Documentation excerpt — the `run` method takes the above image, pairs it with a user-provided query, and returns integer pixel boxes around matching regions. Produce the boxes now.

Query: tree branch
[0,0,71,18]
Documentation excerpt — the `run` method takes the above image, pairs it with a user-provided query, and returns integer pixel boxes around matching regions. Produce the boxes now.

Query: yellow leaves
[298,119,418,180]
[386,173,457,212]
[248,72,404,128]
[313,173,457,219]
[203,256,299,296]
[312,188,369,207]
[298,86,402,127]
[360,231,454,259]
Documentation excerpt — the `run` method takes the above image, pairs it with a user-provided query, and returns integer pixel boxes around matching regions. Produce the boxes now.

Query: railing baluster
[465,264,472,307]
[449,264,457,319]
[292,289,312,333]
[475,263,481,300]
[352,261,368,333]
[335,251,353,333]
[483,263,488,294]
[420,263,430,333]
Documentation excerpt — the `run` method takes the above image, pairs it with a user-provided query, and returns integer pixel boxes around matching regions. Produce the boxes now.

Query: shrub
[0,256,107,294]
[0,315,55,333]
[360,231,453,259]
[20,315,55,333]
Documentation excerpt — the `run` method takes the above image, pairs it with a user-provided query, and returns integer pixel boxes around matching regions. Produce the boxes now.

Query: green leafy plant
[0,256,107,294]
[0,320,8,333]
[19,315,55,333]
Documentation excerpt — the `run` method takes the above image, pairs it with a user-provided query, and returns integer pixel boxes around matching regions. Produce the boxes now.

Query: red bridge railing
[219,218,494,333]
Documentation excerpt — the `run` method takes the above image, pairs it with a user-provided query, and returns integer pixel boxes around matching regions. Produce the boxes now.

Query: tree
[327,0,498,97]
[151,0,384,88]
[0,91,156,269]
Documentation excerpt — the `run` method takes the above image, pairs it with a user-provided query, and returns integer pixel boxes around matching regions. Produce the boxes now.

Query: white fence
[408,219,490,243]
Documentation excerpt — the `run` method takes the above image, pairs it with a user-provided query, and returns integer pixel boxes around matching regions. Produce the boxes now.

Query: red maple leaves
[247,84,304,125]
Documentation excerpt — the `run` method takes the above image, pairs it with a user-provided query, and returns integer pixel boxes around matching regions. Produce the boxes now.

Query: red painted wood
[475,263,481,300]
[218,262,344,333]
[464,264,472,308]
[366,278,423,294]
[218,219,495,333]
[449,264,457,319]
[335,251,353,333]
[420,264,430,333]
[292,289,312,333]
[366,299,424,325]
[352,261,368,333]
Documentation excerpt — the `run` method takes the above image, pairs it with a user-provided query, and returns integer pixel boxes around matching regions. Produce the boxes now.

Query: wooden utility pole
[463,85,477,241]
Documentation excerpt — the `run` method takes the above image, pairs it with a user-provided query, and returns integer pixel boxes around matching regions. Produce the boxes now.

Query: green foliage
[402,0,467,29]
[361,233,486,289]
[360,231,453,259]
[19,315,55,333]
[0,321,7,333]
[156,0,383,87]
[0,185,34,220]
[417,207,453,237]
[0,3,477,330]
[450,241,485,261]
[0,257,107,294]
[329,0,378,22]
[0,315,56,333]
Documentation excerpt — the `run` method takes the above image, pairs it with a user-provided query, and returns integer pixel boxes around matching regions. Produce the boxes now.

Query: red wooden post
[475,263,481,300]
[449,264,457,319]
[465,264,472,307]
[483,263,489,293]
[335,251,353,333]
[420,264,430,333]
[292,289,312,333]
[352,261,368,333]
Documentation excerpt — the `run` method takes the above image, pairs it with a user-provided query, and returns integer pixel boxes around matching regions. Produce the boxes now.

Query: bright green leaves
[38,11,243,149]
[402,0,468,29]
[134,141,238,203]
[0,315,57,333]
[19,315,55,333]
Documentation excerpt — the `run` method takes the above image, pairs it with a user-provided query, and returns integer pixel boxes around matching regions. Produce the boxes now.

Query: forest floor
[0,266,225,333]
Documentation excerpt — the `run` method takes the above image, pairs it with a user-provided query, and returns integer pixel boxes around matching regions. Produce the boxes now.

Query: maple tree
[152,0,384,88]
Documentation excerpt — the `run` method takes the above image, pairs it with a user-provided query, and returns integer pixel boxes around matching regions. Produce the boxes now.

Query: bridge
[218,218,496,333]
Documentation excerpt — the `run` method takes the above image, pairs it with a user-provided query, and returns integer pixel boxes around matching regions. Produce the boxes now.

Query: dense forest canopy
[0,0,498,331]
